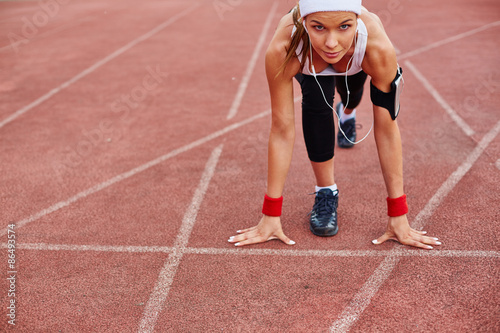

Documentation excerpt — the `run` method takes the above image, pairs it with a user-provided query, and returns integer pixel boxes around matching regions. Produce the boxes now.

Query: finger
[228,235,242,243]
[372,231,396,245]
[228,229,259,243]
[234,235,268,247]
[410,228,427,235]
[394,232,440,249]
[416,234,442,246]
[407,230,441,246]
[274,230,296,245]
[399,237,434,250]
[236,226,257,234]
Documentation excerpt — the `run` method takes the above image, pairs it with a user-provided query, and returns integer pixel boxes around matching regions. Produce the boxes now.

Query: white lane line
[0,242,173,253]
[0,9,106,53]
[411,119,500,231]
[186,247,500,258]
[329,119,500,333]
[186,248,393,257]
[185,247,500,258]
[1,111,267,236]
[226,1,278,120]
[404,60,475,137]
[410,250,500,258]
[137,144,223,333]
[3,242,498,258]
[330,255,400,333]
[0,3,200,130]
[399,20,500,60]
[2,96,302,237]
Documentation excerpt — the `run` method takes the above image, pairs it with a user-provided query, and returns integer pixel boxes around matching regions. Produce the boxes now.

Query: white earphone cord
[308,30,373,145]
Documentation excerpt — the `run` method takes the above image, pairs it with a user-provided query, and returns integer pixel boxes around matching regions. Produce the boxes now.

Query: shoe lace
[308,190,338,216]
[341,120,362,134]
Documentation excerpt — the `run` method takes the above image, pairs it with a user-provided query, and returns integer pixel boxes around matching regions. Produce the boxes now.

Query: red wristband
[387,194,408,217]
[262,194,283,217]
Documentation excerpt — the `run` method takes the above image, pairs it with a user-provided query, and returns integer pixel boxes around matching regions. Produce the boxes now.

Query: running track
[0,0,499,332]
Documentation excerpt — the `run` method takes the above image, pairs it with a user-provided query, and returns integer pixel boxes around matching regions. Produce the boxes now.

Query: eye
[340,24,350,30]
[313,25,324,31]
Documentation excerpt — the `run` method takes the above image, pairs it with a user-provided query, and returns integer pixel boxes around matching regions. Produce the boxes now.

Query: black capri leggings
[295,71,368,162]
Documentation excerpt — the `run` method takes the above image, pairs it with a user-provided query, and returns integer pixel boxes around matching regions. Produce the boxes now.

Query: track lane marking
[0,8,111,53]
[0,242,173,253]
[329,119,500,333]
[411,119,500,231]
[404,60,475,137]
[0,3,200,129]
[226,1,278,120]
[399,20,500,60]
[137,144,223,333]
[1,96,302,237]
[1,111,267,235]
[2,243,498,258]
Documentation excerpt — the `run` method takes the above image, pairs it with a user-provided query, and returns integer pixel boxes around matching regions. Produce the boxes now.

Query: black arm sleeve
[370,67,403,120]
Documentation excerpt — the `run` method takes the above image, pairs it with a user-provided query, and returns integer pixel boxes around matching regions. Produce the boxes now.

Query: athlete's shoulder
[266,12,295,58]
[265,11,300,79]
[360,7,393,51]
[360,7,397,79]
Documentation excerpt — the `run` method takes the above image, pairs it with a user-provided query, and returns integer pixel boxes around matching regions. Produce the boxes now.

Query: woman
[228,0,440,249]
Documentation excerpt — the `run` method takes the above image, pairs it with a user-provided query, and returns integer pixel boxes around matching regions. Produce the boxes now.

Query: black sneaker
[336,102,356,148]
[309,189,339,237]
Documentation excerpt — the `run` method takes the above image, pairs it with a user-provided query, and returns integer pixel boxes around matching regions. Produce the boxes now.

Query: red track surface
[1,0,499,332]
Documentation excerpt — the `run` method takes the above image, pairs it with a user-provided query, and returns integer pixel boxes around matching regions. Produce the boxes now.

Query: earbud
[300,17,373,145]
[303,18,317,77]
[308,26,373,146]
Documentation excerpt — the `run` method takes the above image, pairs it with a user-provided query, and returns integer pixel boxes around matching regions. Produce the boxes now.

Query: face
[304,11,358,64]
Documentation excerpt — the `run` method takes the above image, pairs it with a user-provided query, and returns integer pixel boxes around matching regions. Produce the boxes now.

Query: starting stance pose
[228,0,440,249]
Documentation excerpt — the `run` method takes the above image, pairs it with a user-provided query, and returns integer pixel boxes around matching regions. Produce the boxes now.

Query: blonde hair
[277,4,310,76]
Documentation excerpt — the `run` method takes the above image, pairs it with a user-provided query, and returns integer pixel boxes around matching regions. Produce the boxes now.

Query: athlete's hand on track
[228,215,295,247]
[372,215,441,249]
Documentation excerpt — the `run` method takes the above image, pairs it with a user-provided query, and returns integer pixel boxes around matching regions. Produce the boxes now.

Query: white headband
[299,0,362,18]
